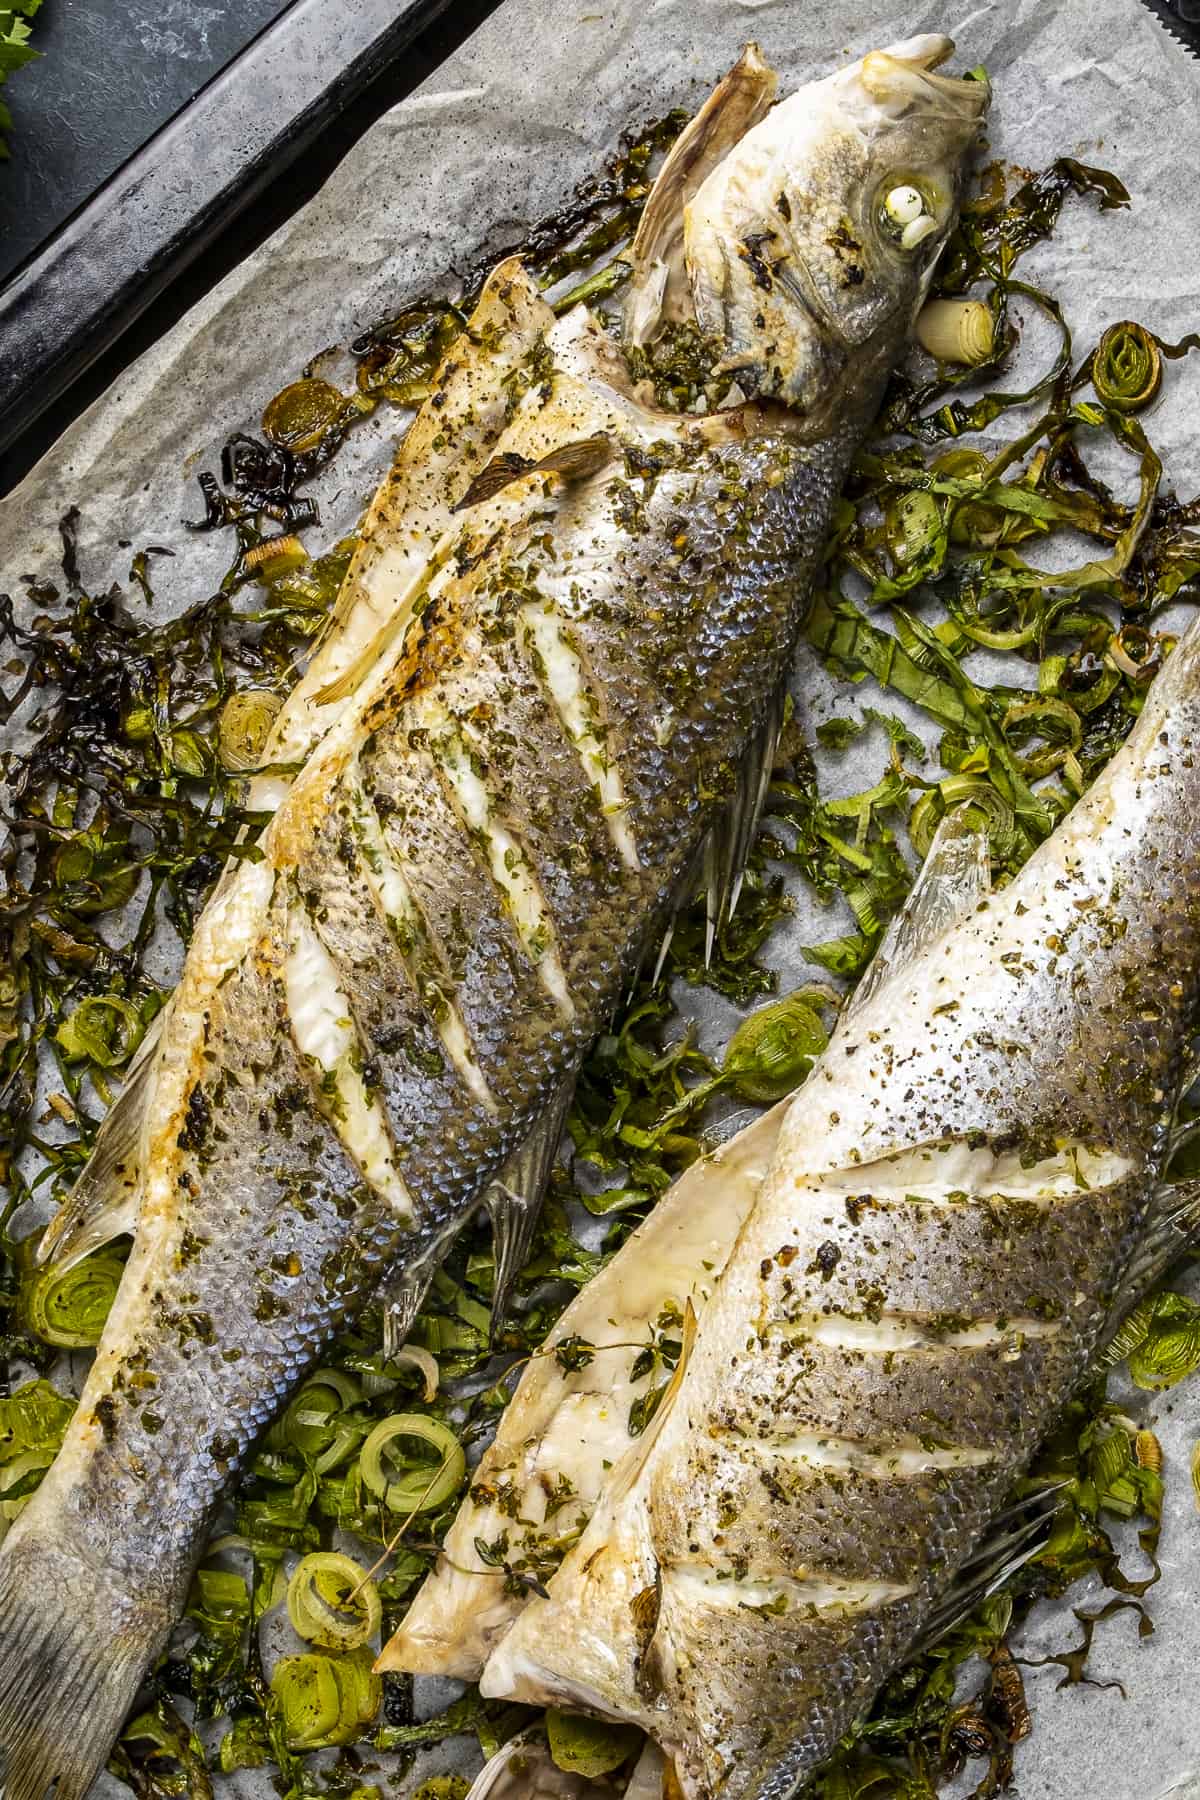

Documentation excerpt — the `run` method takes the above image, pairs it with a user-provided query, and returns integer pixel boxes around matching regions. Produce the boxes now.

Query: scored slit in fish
[0,35,990,1800]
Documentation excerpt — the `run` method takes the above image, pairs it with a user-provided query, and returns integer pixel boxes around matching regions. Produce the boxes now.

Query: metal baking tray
[0,0,505,468]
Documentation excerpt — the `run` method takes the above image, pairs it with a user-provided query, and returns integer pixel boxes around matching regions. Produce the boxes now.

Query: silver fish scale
[778,1184,1136,1325]
[38,415,856,1659]
[296,819,472,1146]
[707,1329,1077,1446]
[531,432,840,859]
[347,737,546,1092]
[687,1443,999,1587]
[424,629,628,933]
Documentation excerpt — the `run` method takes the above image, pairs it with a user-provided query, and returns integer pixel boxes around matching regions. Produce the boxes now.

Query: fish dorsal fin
[697,684,787,967]
[846,809,991,1022]
[907,1483,1069,1658]
[623,45,778,347]
[36,1011,164,1272]
[452,434,613,513]
[378,1080,577,1357]
[485,1077,576,1341]
[380,1261,435,1363]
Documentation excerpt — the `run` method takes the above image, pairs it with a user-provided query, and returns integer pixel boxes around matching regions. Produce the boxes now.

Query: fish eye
[880,181,940,251]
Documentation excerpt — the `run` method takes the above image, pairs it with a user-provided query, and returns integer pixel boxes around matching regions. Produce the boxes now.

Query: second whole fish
[459,621,1200,1795]
[0,35,989,1800]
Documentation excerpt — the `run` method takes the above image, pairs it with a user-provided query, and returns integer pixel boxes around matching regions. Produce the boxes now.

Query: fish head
[685,35,990,430]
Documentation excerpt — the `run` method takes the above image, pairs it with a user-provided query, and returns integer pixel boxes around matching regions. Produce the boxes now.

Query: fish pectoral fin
[486,1078,577,1341]
[1095,1176,1200,1365]
[36,1013,163,1271]
[452,433,614,513]
[623,43,778,346]
[846,807,991,1020]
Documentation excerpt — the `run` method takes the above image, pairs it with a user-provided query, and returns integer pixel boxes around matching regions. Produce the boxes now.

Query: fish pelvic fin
[380,1261,434,1361]
[846,807,990,1021]
[376,1075,577,1358]
[35,1008,163,1271]
[0,1529,168,1800]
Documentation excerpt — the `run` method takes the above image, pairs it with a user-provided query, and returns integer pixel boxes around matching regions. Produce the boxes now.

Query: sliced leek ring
[358,1413,465,1514]
[287,1552,381,1650]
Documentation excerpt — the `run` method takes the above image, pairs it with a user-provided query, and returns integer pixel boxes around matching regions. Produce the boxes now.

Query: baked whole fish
[445,617,1200,1796]
[384,1101,788,1679]
[0,35,988,1800]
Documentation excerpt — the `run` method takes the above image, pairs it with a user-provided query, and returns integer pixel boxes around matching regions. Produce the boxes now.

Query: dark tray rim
[0,0,468,462]
[0,0,1195,483]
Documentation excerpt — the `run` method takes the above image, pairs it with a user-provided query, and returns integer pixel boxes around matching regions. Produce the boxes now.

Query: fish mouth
[858,34,991,123]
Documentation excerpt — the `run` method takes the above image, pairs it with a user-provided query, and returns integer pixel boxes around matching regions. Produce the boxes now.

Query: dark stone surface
[0,0,289,282]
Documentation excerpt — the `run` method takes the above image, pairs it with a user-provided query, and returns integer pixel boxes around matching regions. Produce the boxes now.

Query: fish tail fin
[0,1530,163,1800]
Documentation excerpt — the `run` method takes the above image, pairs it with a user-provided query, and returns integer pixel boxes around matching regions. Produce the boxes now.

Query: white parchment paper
[3,2,1200,1796]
